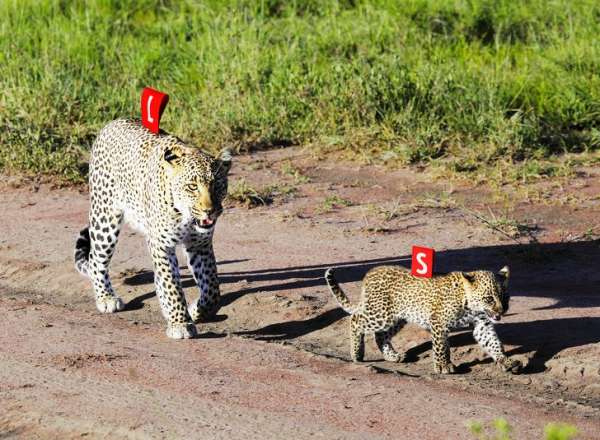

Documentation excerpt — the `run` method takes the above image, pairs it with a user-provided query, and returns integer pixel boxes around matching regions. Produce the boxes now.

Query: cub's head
[461,266,510,323]
[162,143,232,231]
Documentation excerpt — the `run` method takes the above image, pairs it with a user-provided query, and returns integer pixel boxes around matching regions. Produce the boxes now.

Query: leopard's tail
[325,268,355,314]
[74,226,91,277]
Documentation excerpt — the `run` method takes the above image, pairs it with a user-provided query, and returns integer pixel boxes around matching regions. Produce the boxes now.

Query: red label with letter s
[141,87,169,134]
[411,245,435,278]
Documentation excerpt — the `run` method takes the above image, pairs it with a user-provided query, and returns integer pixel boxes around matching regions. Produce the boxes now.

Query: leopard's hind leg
[87,199,124,313]
[375,320,405,362]
[350,313,366,362]
[430,317,455,374]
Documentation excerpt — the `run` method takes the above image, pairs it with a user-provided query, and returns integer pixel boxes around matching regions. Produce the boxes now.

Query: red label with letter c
[141,87,169,134]
[411,245,435,278]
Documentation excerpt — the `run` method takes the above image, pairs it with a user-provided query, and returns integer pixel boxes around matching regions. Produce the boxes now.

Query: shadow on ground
[235,308,347,341]
[125,240,600,372]
[401,316,600,374]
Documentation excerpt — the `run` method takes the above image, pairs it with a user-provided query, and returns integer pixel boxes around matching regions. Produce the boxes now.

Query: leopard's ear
[216,148,232,175]
[498,266,510,279]
[460,272,476,291]
[497,266,510,288]
[164,145,184,164]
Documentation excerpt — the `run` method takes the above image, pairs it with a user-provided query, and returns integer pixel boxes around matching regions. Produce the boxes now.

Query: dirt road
[1,148,600,439]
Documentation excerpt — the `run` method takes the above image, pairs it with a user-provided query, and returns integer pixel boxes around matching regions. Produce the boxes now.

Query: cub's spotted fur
[75,119,232,339]
[325,266,522,374]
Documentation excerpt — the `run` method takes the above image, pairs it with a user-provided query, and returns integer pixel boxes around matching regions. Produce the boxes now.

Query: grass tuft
[227,179,296,207]
[318,195,353,213]
[227,180,273,207]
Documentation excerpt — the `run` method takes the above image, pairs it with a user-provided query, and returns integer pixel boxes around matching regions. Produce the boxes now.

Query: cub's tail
[74,227,91,277]
[325,268,355,314]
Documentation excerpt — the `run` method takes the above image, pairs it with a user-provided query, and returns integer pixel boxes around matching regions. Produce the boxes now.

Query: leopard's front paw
[434,363,456,374]
[166,322,198,340]
[498,357,523,374]
[96,296,124,314]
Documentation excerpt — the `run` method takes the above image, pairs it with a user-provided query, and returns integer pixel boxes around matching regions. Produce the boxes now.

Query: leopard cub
[325,265,522,374]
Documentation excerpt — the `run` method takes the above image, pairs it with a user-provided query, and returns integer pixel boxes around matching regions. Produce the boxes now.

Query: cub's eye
[186,183,198,192]
[485,297,495,304]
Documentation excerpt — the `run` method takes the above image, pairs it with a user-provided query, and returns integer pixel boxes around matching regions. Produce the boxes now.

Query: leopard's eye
[186,183,198,192]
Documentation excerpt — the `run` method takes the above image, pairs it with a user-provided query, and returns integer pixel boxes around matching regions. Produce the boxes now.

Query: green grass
[468,418,578,440]
[318,195,353,213]
[227,179,296,207]
[227,179,274,207]
[1,0,599,182]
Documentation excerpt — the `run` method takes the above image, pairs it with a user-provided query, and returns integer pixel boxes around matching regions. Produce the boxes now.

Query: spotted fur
[74,228,91,276]
[325,266,522,374]
[75,119,232,339]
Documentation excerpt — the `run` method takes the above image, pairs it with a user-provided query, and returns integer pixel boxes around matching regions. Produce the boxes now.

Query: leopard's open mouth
[486,310,502,322]
[192,217,215,229]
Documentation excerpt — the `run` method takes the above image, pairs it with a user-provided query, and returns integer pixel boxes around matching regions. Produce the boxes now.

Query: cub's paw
[166,322,198,340]
[188,303,202,323]
[499,357,523,374]
[383,351,405,363]
[434,363,456,374]
[96,296,124,314]
[188,302,219,323]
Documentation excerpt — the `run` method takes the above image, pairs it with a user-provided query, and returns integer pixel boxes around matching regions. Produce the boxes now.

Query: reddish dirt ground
[1,148,600,439]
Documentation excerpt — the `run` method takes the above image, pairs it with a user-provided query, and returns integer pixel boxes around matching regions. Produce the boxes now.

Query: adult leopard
[75,119,232,339]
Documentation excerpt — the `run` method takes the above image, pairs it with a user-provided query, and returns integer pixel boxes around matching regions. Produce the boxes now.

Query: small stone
[583,383,600,396]
[512,375,532,385]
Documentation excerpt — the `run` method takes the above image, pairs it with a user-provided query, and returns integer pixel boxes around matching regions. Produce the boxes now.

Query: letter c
[147,95,155,123]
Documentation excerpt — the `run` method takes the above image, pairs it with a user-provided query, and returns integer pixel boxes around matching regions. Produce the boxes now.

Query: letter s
[416,252,428,275]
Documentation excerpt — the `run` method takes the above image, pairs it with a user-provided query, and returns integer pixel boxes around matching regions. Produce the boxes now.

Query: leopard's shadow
[123,258,249,287]
[124,239,600,374]
[400,317,600,375]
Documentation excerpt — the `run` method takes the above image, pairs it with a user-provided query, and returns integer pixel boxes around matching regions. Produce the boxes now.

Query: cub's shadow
[125,240,600,372]
[499,317,600,373]
[401,316,600,374]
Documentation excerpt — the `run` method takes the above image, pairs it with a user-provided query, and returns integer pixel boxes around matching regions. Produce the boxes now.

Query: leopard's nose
[192,207,213,219]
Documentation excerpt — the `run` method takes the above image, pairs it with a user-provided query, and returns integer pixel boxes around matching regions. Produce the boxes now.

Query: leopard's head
[162,144,232,232]
[461,266,510,322]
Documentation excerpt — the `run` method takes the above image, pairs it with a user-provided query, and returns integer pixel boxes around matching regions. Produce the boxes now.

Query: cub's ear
[497,266,510,288]
[460,272,476,291]
[163,145,184,164]
[216,148,232,174]
[498,266,510,279]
